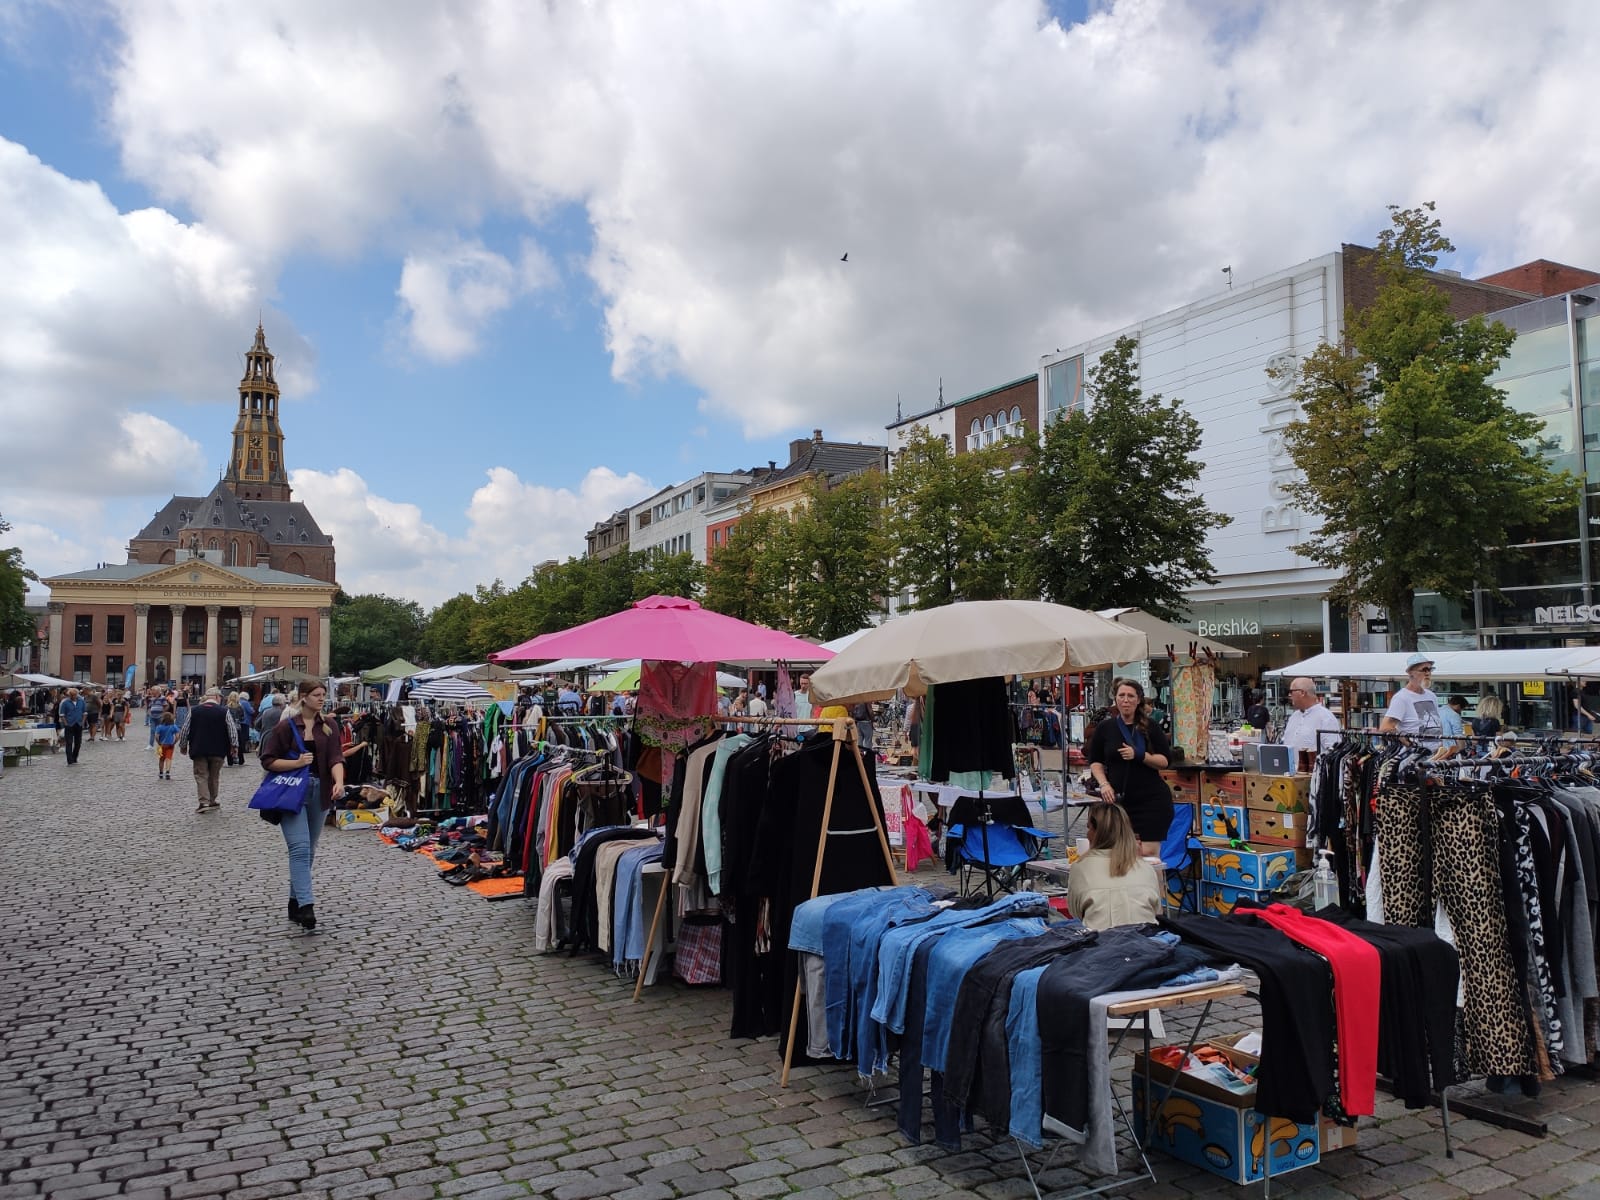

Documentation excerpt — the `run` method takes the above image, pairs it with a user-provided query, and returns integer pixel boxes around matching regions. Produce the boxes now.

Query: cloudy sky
[3,0,1597,608]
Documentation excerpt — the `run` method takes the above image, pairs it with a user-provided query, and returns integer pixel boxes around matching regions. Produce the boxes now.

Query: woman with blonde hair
[1068,802,1164,930]
[1473,693,1505,743]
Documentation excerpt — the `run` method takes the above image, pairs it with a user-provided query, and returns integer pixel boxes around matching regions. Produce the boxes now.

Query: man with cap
[178,687,239,813]
[1280,676,1342,757]
[1379,652,1443,744]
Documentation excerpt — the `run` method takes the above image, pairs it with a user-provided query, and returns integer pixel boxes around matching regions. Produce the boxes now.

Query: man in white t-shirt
[1280,676,1342,756]
[747,691,769,717]
[1379,653,1442,743]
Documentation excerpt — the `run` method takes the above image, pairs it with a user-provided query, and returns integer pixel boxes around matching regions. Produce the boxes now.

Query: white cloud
[0,136,319,580]
[396,237,558,362]
[289,463,651,606]
[94,0,1600,446]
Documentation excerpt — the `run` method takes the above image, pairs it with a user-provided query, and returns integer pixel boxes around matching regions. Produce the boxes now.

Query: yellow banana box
[1132,1049,1321,1184]
[1247,808,1307,847]
[1244,772,1311,813]
[1199,802,1248,841]
[1199,843,1306,891]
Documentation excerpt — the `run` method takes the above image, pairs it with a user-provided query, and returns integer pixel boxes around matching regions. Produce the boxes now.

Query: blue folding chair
[1159,802,1200,913]
[946,793,1057,898]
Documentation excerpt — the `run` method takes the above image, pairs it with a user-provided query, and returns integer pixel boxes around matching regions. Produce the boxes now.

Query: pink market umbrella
[489,595,834,666]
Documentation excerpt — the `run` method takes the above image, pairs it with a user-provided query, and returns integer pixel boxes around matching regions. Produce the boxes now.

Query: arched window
[970,419,980,436]
[227,540,239,566]
[1010,406,1022,425]
[208,538,219,551]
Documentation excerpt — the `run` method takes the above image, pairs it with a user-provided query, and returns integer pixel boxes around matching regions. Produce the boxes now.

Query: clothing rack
[1311,725,1554,1138]
[628,716,899,1086]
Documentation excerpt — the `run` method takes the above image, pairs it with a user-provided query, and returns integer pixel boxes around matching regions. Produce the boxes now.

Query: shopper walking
[178,688,238,813]
[59,688,86,765]
[154,707,179,779]
[225,692,248,766]
[147,688,167,748]
[110,690,129,740]
[84,690,102,743]
[258,681,346,931]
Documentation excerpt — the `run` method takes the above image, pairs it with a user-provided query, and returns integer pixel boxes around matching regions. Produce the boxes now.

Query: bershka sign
[1198,618,1261,638]
[1535,605,1600,625]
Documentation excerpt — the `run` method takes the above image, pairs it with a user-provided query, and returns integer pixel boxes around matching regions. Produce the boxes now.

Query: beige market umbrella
[808,600,1149,704]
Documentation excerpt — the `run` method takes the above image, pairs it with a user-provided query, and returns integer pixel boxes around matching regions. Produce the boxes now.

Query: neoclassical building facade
[43,558,336,688]
[42,326,340,689]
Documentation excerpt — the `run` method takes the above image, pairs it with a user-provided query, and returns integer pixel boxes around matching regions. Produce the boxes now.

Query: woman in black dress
[1086,677,1174,854]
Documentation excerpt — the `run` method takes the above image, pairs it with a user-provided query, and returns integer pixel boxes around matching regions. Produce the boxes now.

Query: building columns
[239,606,255,675]
[46,602,64,677]
[169,604,185,684]
[133,605,149,689]
[204,606,220,688]
[317,607,332,677]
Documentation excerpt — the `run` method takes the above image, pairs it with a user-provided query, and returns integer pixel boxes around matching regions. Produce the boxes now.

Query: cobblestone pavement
[6,732,1600,1199]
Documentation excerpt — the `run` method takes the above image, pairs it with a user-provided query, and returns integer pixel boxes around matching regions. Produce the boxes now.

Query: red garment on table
[900,786,935,872]
[1245,903,1380,1116]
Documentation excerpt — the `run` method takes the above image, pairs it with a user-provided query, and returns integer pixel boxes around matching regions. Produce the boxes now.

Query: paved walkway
[4,733,1600,1198]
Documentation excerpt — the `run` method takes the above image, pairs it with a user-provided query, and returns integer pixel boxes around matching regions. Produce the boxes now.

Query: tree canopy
[329,591,425,673]
[0,514,38,654]
[1281,203,1579,648]
[1020,336,1228,619]
[885,426,1027,608]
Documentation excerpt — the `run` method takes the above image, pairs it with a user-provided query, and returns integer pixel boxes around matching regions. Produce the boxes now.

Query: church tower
[223,324,292,502]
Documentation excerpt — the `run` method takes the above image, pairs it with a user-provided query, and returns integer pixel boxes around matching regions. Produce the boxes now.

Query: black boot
[287,899,301,923]
[295,904,316,931]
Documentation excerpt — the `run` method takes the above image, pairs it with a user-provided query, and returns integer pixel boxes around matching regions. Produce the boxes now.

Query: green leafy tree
[1281,203,1579,649]
[1021,335,1228,618]
[703,507,796,628]
[329,592,424,672]
[418,592,479,665]
[631,551,706,602]
[886,427,1026,607]
[0,514,39,653]
[789,472,891,639]
[466,580,534,658]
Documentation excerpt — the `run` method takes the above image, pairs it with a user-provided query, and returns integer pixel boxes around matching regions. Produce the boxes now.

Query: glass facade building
[1437,286,1600,644]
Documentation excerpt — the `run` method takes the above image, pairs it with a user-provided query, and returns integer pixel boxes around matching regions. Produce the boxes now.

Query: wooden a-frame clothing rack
[628,716,899,1084]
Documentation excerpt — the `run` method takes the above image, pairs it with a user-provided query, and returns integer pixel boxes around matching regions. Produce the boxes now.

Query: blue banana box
[1200,880,1272,918]
[1132,1053,1320,1184]
[1198,802,1248,841]
[1200,843,1300,891]
[1163,874,1198,914]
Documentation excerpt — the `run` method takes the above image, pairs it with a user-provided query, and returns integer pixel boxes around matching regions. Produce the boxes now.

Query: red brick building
[126,326,336,581]
[42,326,340,689]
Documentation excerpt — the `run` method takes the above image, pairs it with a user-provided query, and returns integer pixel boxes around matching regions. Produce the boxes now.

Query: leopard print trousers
[1378,779,1536,1076]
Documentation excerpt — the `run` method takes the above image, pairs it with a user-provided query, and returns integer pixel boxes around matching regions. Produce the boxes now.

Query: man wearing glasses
[1379,653,1443,742]
[1281,676,1341,756]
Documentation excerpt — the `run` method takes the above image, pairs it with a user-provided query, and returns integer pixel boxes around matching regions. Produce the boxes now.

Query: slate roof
[132,480,332,548]
[756,440,886,490]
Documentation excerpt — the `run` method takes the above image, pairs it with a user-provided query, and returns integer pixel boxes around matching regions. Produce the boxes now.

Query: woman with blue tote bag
[256,679,346,931]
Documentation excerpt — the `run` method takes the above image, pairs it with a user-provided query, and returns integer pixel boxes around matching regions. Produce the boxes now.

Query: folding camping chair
[1159,802,1200,915]
[946,793,1056,898]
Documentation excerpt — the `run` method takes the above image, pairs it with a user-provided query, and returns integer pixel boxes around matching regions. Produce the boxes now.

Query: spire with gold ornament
[223,324,291,502]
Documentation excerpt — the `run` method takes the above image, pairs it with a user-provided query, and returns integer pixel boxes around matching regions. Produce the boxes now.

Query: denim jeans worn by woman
[281,778,324,911]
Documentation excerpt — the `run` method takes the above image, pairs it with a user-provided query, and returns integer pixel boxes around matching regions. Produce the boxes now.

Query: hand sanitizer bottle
[1314,849,1338,911]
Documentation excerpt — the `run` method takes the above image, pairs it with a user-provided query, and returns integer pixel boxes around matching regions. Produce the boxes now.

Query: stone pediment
[136,559,263,591]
